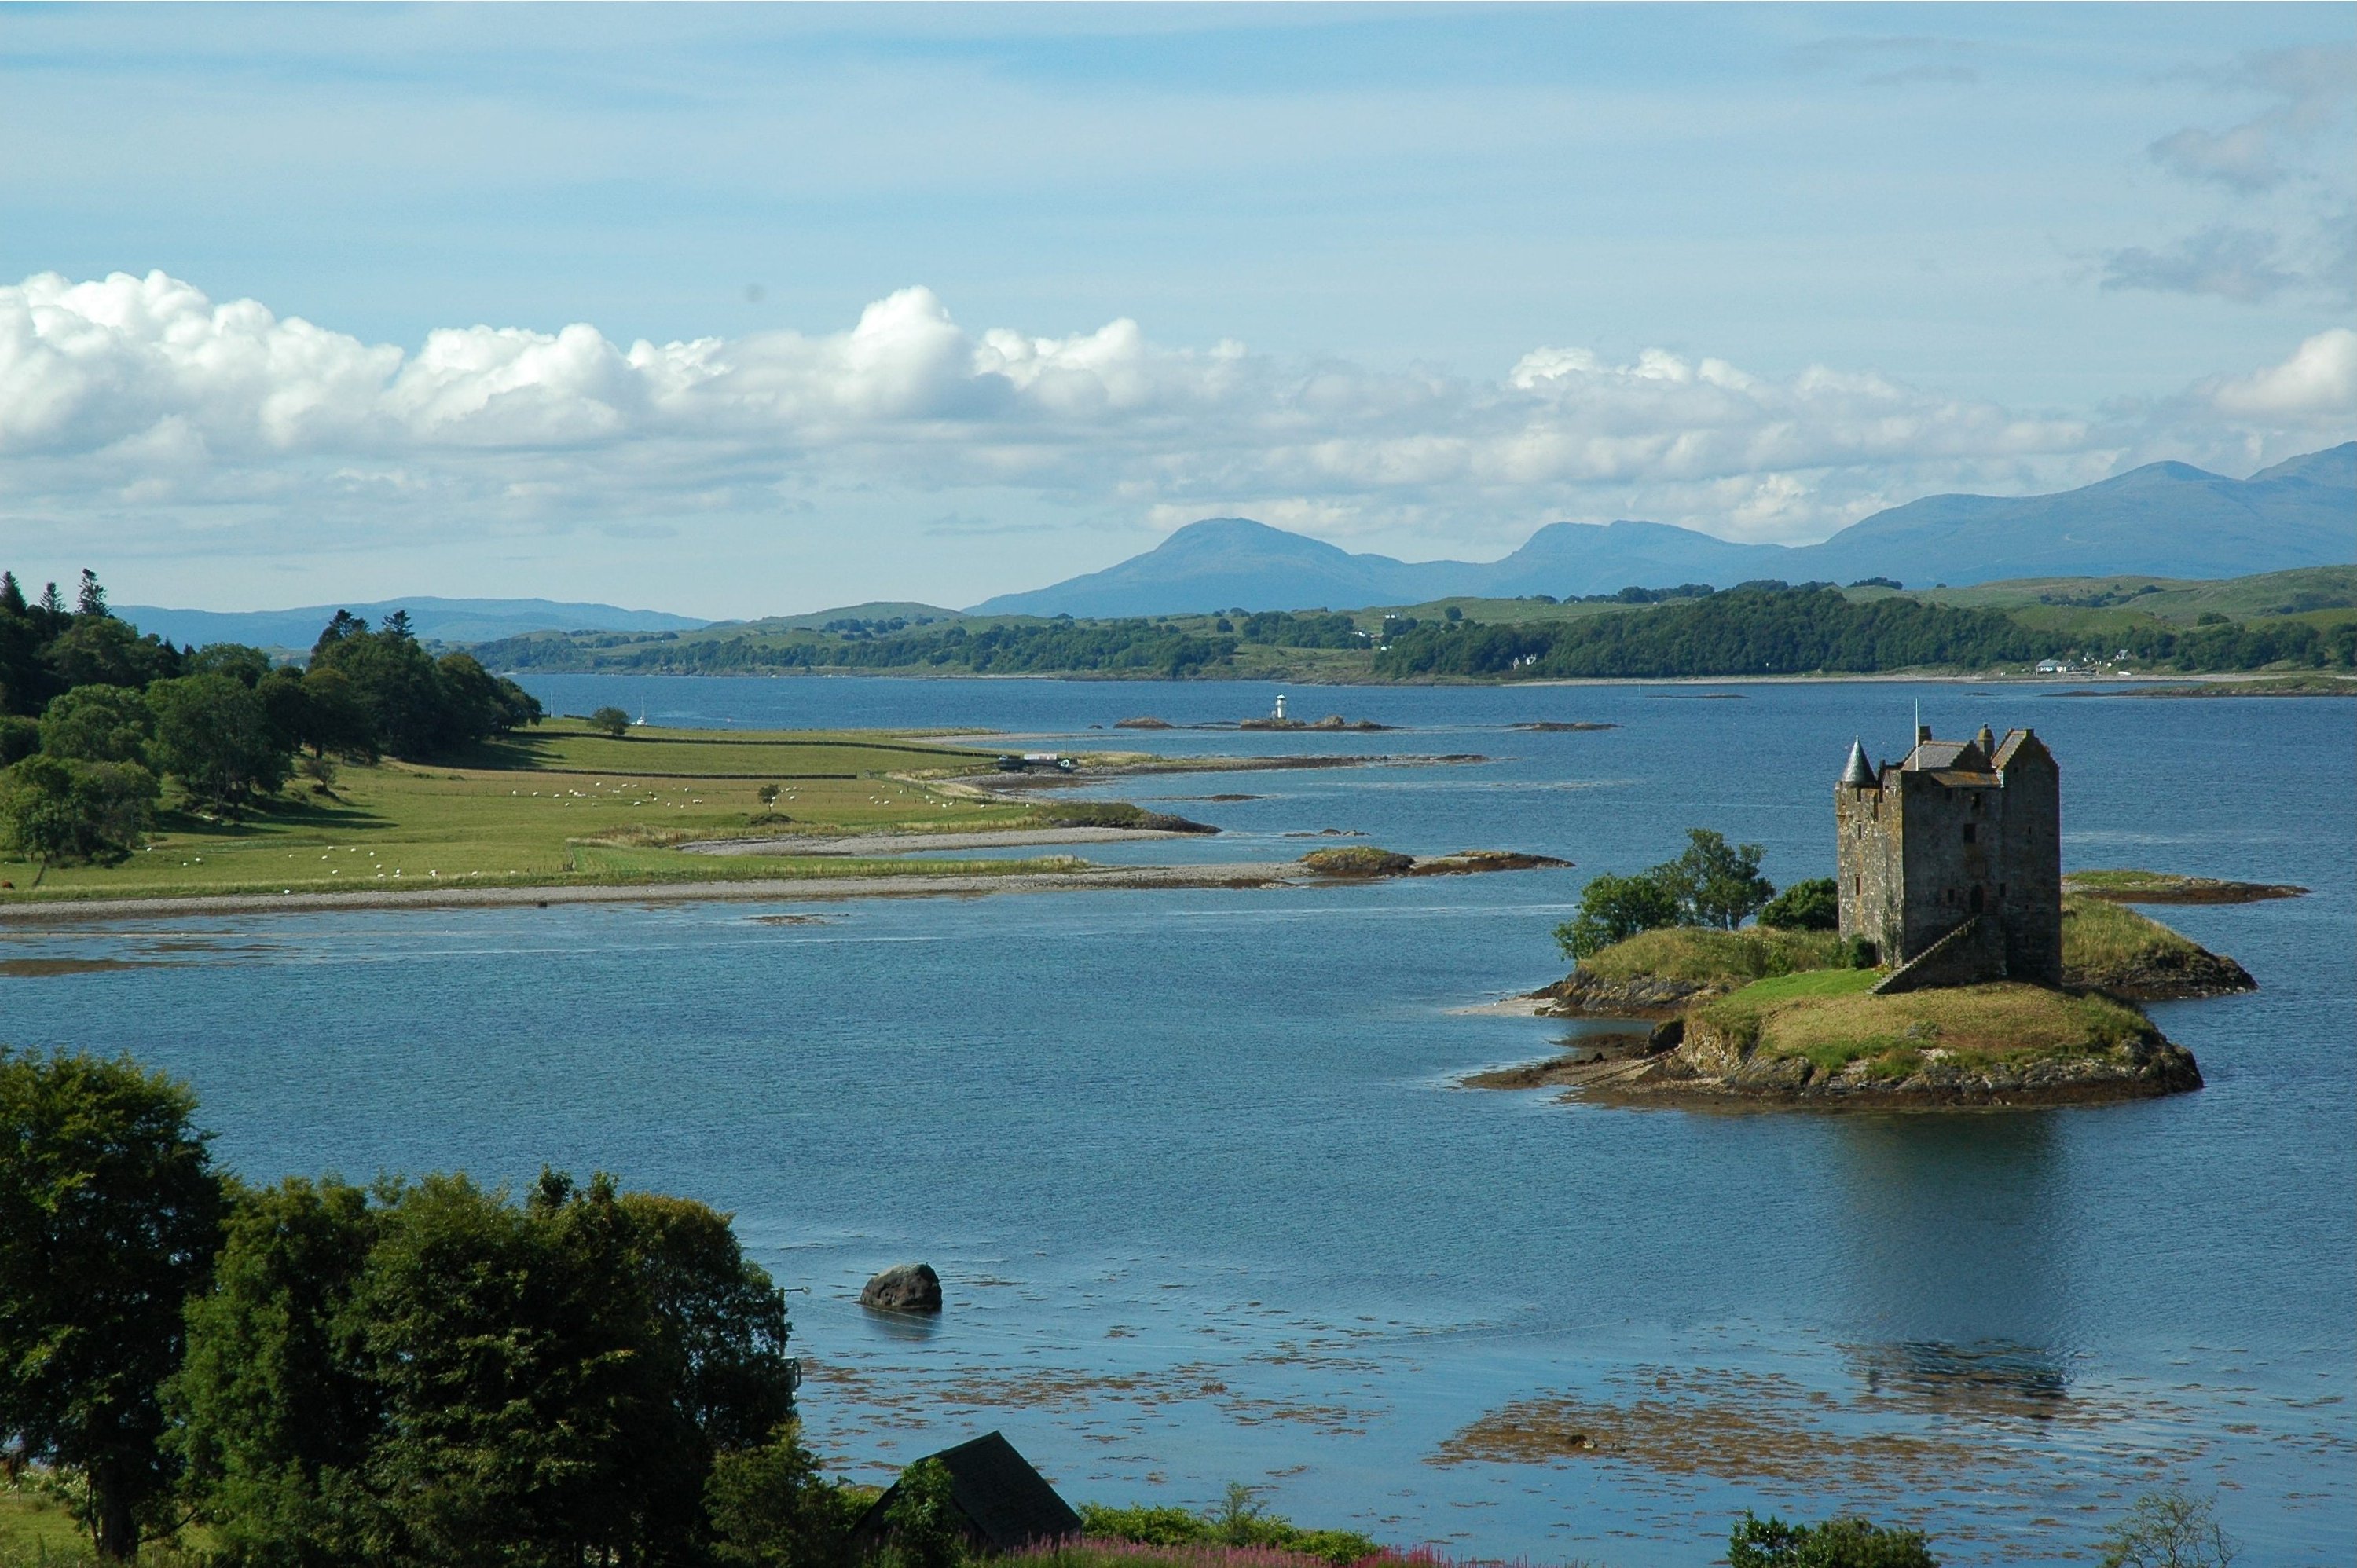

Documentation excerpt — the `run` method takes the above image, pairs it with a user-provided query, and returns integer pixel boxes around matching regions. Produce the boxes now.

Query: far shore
[0,861,1312,925]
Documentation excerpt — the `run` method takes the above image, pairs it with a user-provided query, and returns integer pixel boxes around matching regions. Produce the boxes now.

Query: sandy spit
[0,863,1307,925]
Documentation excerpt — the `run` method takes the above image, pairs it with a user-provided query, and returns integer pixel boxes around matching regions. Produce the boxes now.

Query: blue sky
[2,3,2350,617]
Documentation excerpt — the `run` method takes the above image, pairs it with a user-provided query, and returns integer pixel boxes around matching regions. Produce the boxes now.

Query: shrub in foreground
[1728,1511,1937,1567]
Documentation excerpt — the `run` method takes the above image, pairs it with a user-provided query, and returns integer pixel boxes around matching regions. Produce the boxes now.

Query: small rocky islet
[1499,906,2234,1111]
[1476,722,2279,1112]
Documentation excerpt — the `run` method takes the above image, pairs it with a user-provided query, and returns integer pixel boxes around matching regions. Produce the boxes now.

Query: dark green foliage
[0,1050,226,1560]
[882,1459,965,1568]
[169,1176,382,1568]
[1657,828,1775,930]
[185,644,276,687]
[39,685,156,764]
[42,614,182,693]
[589,705,632,737]
[1373,585,2037,679]
[308,613,541,759]
[706,1423,861,1568]
[0,754,159,882]
[1728,1511,1938,1568]
[478,618,1241,680]
[1077,1486,1380,1566]
[172,1168,798,1568]
[1236,610,1363,648]
[147,673,291,809]
[1,572,182,718]
[1554,870,1682,961]
[0,713,38,766]
[1554,829,1778,959]
[2095,1490,2238,1568]
[1761,877,1840,931]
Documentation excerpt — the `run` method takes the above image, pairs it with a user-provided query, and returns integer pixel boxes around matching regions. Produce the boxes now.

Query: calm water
[5,678,2350,1566]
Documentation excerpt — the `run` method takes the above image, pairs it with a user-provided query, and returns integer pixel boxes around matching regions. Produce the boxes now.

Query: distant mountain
[967,518,1488,617]
[968,445,2356,615]
[1786,444,2357,588]
[115,596,709,652]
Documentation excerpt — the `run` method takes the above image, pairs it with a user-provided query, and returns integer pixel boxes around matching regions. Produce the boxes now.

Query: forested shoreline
[468,580,2357,683]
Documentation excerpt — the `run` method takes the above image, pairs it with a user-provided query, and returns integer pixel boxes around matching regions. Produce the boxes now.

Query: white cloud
[0,270,2348,562]
[2205,328,2357,419]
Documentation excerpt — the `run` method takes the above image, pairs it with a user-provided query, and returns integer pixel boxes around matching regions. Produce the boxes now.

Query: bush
[1760,877,1839,930]
[1079,1486,1379,1568]
[1555,870,1681,960]
[882,1458,965,1568]
[1552,828,1778,959]
[2096,1489,2238,1568]
[707,1422,863,1568]
[1728,1511,1937,1568]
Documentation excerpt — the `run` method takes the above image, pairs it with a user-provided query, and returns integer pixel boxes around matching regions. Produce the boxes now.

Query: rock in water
[861,1262,943,1312]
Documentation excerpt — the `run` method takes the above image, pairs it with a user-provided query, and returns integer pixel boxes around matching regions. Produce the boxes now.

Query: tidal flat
[2,676,2348,1566]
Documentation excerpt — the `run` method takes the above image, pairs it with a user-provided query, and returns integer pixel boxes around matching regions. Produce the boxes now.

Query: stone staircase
[1871,914,2007,995]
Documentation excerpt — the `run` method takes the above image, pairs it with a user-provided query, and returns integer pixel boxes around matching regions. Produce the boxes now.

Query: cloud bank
[2,271,2349,563]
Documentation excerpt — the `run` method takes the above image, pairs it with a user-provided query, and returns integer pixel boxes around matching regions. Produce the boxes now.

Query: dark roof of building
[852,1431,1082,1553]
[1991,727,2051,771]
[1840,738,1875,787]
[1901,738,1992,773]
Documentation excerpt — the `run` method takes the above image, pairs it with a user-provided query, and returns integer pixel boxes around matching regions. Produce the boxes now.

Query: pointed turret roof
[1840,738,1875,787]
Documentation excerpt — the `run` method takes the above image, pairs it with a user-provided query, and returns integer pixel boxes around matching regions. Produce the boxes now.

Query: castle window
[1970,885,1985,914]
[1962,822,1977,844]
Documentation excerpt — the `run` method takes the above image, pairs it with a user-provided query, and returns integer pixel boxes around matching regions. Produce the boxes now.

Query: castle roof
[1991,727,2050,770]
[1840,738,1875,786]
[1901,738,1992,774]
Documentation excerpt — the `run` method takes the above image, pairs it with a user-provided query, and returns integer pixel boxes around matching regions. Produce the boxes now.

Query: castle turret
[1839,738,1874,788]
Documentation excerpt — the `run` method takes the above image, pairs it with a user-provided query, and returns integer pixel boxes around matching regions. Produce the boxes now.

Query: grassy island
[1519,893,2247,1108]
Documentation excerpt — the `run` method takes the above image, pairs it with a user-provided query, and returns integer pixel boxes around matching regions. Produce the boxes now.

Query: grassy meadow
[0,720,1094,904]
[1695,977,2156,1079]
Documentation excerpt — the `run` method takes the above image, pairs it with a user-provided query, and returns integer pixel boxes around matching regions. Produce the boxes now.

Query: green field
[0,720,1091,905]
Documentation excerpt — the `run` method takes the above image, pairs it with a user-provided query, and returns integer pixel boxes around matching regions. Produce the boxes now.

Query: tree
[38,684,156,764]
[0,1050,226,1560]
[74,568,107,617]
[881,1458,964,1568]
[186,643,275,687]
[2097,1491,2238,1568]
[589,706,632,738]
[295,666,375,760]
[42,614,178,691]
[0,714,36,766]
[175,1167,798,1568]
[169,1177,382,1568]
[1760,877,1839,931]
[148,672,292,809]
[1657,827,1775,930]
[1555,870,1681,961]
[706,1423,856,1568]
[1728,1511,1938,1568]
[0,754,159,885]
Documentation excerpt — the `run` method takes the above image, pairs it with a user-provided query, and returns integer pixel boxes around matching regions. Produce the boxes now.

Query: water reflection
[1846,1339,2070,1423]
[1824,1113,2074,1353]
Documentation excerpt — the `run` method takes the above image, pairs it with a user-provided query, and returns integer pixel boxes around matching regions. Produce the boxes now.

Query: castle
[1835,722,2062,990]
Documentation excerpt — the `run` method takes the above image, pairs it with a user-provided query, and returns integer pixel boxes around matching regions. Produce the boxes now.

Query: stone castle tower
[1835,723,2062,987]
